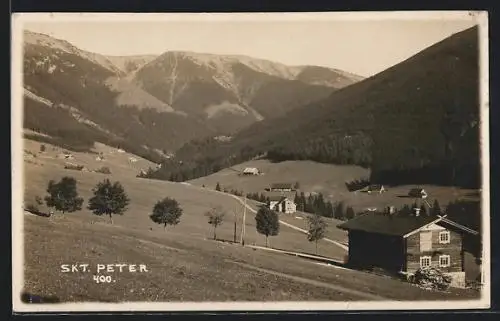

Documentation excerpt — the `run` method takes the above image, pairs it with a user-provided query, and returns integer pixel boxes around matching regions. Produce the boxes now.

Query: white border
[11,11,490,313]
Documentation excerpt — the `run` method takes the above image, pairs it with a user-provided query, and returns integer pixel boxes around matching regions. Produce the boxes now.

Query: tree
[334,201,345,220]
[325,201,334,218]
[345,206,355,220]
[149,197,183,229]
[294,181,300,190]
[40,144,46,152]
[215,182,221,191]
[44,176,84,214]
[205,206,225,240]
[420,204,428,216]
[255,205,280,247]
[431,199,442,216]
[87,179,130,223]
[307,213,328,255]
[399,204,412,217]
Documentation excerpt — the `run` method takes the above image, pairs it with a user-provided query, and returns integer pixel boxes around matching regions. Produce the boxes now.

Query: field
[19,139,482,303]
[188,159,481,213]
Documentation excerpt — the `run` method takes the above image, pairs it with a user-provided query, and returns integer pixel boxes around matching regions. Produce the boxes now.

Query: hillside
[187,159,479,214]
[21,140,481,302]
[147,26,481,189]
[21,30,362,160]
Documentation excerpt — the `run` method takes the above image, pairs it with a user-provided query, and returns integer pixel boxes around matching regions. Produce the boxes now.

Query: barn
[269,183,294,192]
[337,208,479,288]
[242,167,260,175]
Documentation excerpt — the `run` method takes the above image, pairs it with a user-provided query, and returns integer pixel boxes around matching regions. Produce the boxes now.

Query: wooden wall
[405,228,463,273]
[347,230,405,272]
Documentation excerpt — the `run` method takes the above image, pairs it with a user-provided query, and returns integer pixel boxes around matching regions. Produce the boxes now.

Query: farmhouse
[268,195,297,214]
[367,184,386,194]
[242,167,260,175]
[337,209,479,288]
[270,183,294,192]
[408,188,428,199]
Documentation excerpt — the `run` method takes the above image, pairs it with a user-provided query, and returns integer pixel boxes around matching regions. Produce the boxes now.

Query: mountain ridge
[22,29,363,161]
[146,26,481,188]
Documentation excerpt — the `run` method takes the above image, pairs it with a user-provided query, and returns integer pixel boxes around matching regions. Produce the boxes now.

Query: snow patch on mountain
[24,88,53,106]
[205,102,249,118]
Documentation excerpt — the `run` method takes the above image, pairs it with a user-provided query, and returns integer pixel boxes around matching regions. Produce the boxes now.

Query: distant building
[242,167,260,175]
[268,195,297,214]
[129,157,138,163]
[337,209,479,288]
[270,183,294,192]
[367,184,386,194]
[408,188,428,199]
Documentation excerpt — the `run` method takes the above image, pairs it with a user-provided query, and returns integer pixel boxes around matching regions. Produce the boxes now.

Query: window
[439,231,450,244]
[439,255,451,267]
[420,256,432,268]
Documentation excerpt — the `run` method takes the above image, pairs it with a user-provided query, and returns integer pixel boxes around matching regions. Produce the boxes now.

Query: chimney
[413,207,421,217]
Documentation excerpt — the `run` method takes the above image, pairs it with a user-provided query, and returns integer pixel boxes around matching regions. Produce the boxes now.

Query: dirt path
[227,260,387,301]
[171,182,348,251]
[220,190,349,251]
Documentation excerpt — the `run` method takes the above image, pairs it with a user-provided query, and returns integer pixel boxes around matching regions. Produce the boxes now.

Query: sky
[19,13,479,77]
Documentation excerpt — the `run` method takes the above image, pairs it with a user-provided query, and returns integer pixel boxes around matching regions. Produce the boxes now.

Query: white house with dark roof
[267,194,297,214]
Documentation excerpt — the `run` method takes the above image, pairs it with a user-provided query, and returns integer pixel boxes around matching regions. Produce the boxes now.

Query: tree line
[212,182,356,221]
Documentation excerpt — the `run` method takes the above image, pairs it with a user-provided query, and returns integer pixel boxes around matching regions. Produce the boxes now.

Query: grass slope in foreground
[21,140,481,302]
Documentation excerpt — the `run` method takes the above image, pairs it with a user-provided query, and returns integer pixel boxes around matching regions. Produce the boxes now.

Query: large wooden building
[269,183,294,192]
[337,209,479,288]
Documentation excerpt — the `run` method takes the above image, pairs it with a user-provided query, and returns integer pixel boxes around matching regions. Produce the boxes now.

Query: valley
[16,21,486,307]
[21,138,481,302]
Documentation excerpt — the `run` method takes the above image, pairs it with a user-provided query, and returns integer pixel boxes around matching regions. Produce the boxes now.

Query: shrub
[411,267,452,291]
[64,163,84,171]
[96,166,111,174]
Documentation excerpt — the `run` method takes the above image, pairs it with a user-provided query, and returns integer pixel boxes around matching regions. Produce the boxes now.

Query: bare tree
[206,206,226,240]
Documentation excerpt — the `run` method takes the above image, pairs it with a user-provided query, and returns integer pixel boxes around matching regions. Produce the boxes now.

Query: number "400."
[93,275,113,283]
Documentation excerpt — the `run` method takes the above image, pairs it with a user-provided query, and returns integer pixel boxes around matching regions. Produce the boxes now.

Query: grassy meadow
[188,159,480,213]
[19,138,482,302]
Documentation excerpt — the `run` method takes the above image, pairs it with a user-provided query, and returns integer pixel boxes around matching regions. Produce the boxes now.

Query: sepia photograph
[11,11,490,312]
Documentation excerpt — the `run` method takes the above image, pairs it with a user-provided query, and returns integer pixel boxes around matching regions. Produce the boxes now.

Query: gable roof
[268,195,287,202]
[271,183,293,189]
[337,212,438,236]
[337,212,478,237]
[266,191,295,202]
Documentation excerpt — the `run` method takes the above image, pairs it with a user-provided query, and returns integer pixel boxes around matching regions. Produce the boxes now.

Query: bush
[96,166,111,174]
[411,267,452,291]
[64,163,84,171]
